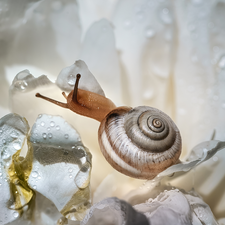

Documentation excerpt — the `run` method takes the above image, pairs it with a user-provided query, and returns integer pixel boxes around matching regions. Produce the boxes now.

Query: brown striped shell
[98,106,182,179]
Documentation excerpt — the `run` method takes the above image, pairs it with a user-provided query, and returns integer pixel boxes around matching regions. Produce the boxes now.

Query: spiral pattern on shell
[98,106,182,179]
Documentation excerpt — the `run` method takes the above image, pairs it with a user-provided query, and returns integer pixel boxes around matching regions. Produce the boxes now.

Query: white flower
[0,0,225,224]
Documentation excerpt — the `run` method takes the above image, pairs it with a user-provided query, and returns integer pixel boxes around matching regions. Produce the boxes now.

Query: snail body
[36,74,182,179]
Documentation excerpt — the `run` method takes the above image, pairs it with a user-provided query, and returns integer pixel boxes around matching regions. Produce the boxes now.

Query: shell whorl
[98,106,182,179]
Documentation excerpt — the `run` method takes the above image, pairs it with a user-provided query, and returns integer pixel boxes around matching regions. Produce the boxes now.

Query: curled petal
[0,113,32,224]
[81,197,149,225]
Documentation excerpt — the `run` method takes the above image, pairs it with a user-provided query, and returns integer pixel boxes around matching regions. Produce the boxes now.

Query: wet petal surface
[0,113,31,225]
[28,114,92,221]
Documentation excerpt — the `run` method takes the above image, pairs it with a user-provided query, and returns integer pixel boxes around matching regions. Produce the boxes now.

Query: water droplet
[14,81,28,91]
[13,142,21,150]
[160,8,172,24]
[13,212,19,218]
[38,114,42,118]
[2,139,6,144]
[48,133,52,139]
[47,127,51,131]
[217,55,225,69]
[33,185,37,190]
[68,74,76,86]
[69,174,73,179]
[38,176,41,180]
[75,163,91,189]
[68,168,73,173]
[1,148,10,159]
[64,134,69,139]
[0,129,2,134]
[123,20,133,29]
[42,133,47,139]
[75,146,86,158]
[31,171,38,178]
[56,125,60,131]
[41,122,45,127]
[145,27,155,38]
[0,172,2,176]
[50,121,55,127]
[10,131,18,138]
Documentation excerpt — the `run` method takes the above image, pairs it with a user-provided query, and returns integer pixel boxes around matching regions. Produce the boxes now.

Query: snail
[36,74,182,179]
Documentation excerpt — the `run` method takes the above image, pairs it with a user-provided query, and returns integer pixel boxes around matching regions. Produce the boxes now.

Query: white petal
[79,19,122,104]
[56,60,105,96]
[158,141,225,177]
[81,197,148,225]
[28,114,92,221]
[0,113,31,224]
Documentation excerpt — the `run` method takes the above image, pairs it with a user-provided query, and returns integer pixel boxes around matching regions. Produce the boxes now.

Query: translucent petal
[0,113,31,225]
[112,0,175,108]
[134,189,217,225]
[27,114,92,221]
[158,141,225,177]
[56,60,105,96]
[134,190,192,225]
[81,197,149,225]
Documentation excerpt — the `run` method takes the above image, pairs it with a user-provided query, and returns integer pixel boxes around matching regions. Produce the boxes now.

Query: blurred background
[0,0,225,221]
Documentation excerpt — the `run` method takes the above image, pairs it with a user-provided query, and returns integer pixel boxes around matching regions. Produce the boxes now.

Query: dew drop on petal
[2,139,6,144]
[48,133,53,139]
[33,185,37,190]
[13,142,21,150]
[38,114,42,118]
[145,27,155,38]
[67,74,76,86]
[75,163,91,189]
[69,174,73,179]
[0,129,2,134]
[64,134,69,139]
[56,125,60,131]
[13,212,19,218]
[123,20,133,29]
[160,8,172,24]
[41,122,45,127]
[68,168,73,173]
[42,133,47,139]
[14,81,28,91]
[31,171,38,178]
[217,55,225,69]
[50,121,55,127]
[47,127,51,131]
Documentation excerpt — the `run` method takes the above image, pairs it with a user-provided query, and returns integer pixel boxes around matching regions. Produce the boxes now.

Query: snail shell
[98,106,182,179]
